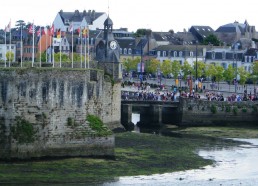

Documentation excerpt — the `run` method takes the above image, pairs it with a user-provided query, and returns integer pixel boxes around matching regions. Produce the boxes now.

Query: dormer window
[65,19,70,24]
[124,48,127,55]
[190,51,193,57]
[120,48,122,54]
[179,51,183,57]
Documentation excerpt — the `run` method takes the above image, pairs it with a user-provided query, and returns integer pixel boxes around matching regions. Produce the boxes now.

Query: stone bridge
[121,100,181,129]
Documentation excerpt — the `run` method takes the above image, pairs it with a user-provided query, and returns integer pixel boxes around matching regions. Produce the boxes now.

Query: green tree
[214,65,225,90]
[223,64,235,92]
[161,60,171,77]
[147,58,160,74]
[134,29,151,37]
[161,60,172,85]
[171,60,181,84]
[238,66,249,88]
[194,61,206,79]
[73,53,85,63]
[122,57,140,72]
[6,51,14,62]
[54,52,70,62]
[206,63,216,80]
[202,34,221,46]
[181,61,193,80]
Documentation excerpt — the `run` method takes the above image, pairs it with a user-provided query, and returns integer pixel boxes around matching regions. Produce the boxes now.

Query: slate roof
[153,44,205,52]
[190,26,214,35]
[216,23,242,33]
[58,10,105,25]
[116,38,135,48]
[152,32,182,45]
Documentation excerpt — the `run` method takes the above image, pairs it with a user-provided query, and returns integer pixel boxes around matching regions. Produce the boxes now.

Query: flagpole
[45,26,48,63]
[4,28,6,68]
[60,32,62,68]
[51,24,54,68]
[9,21,11,67]
[21,24,23,67]
[71,23,74,68]
[32,21,35,67]
[84,27,86,69]
[39,27,42,67]
[87,26,90,69]
[80,26,82,68]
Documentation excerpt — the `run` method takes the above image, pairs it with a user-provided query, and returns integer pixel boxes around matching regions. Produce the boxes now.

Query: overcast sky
[1,0,257,32]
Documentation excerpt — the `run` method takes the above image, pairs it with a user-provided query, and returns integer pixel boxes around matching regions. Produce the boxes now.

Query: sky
[1,0,257,33]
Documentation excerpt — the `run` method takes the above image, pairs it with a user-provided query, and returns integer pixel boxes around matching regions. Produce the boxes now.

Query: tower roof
[104,17,113,26]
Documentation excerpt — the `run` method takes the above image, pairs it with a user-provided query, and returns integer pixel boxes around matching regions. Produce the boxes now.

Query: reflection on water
[104,139,258,186]
[131,113,140,125]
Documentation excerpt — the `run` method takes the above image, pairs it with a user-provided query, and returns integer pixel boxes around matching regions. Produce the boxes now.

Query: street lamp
[140,41,143,84]
[195,41,198,92]
[189,70,192,94]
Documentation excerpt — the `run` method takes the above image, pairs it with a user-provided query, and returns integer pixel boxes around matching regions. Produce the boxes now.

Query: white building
[53,10,108,32]
[0,44,16,63]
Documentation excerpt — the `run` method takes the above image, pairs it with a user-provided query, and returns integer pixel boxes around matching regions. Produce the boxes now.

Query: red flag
[50,24,54,36]
[28,24,35,34]
[77,27,81,36]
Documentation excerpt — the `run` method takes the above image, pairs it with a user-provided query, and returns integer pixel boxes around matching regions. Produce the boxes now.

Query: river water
[103,139,258,186]
[103,114,258,186]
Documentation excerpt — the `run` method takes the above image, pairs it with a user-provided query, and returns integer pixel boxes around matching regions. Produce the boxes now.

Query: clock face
[110,40,117,50]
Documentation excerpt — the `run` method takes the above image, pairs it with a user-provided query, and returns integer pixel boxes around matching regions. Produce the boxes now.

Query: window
[179,51,183,57]
[65,19,69,24]
[128,48,132,54]
[212,51,215,59]
[190,51,193,57]
[174,51,177,57]
[157,51,160,57]
[124,48,127,54]
[163,51,166,57]
[222,51,226,59]
[120,48,122,54]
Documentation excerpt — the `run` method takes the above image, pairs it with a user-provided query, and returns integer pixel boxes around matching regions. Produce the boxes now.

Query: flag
[37,29,41,37]
[50,24,54,36]
[77,27,81,36]
[82,27,88,37]
[56,28,61,38]
[69,23,73,32]
[5,21,11,32]
[43,27,48,35]
[28,24,35,34]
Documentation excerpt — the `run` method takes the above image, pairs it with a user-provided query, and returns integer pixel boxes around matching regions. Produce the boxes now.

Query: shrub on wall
[225,105,231,113]
[86,115,112,137]
[242,107,247,113]
[11,117,36,144]
[233,107,238,115]
[211,104,217,114]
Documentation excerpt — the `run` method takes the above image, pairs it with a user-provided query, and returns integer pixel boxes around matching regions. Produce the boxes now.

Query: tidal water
[103,139,258,186]
[102,114,258,186]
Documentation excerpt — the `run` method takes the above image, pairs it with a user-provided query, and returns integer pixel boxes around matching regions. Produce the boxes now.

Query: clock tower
[96,16,121,80]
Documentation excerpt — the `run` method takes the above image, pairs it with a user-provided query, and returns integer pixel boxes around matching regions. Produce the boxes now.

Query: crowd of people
[121,83,258,102]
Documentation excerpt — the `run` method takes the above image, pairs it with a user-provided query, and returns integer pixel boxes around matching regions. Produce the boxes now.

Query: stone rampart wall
[180,97,258,126]
[0,68,120,159]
